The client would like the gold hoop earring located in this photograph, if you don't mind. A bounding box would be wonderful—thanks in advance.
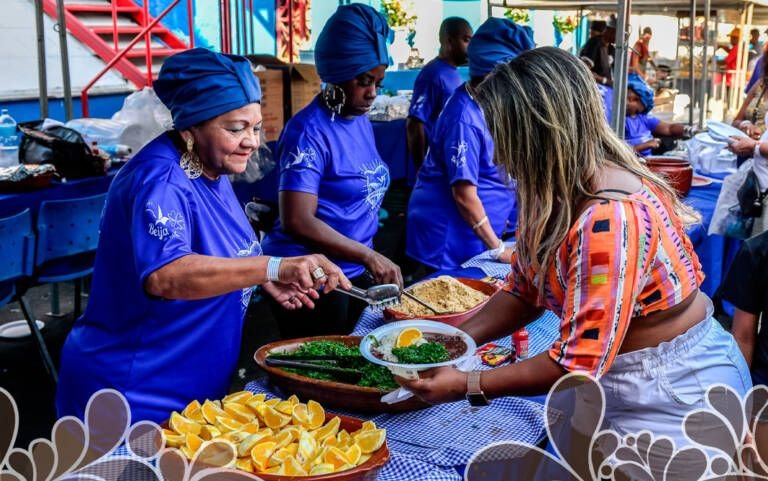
[180,136,202,179]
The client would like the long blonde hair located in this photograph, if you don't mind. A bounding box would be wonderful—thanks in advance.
[475,47,699,292]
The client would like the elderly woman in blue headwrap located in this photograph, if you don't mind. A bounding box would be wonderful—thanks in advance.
[55,48,350,423]
[625,73,695,156]
[405,18,533,273]
[261,4,401,338]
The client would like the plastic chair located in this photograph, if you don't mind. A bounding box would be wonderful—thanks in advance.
[34,192,107,318]
[0,209,58,381]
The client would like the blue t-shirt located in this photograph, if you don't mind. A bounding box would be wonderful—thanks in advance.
[408,58,463,143]
[406,84,516,270]
[56,133,260,423]
[261,97,390,278]
[625,113,661,156]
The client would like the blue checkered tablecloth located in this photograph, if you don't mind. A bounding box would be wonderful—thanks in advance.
[248,253,560,480]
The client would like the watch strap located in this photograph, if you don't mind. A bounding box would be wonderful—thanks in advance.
[467,370,483,394]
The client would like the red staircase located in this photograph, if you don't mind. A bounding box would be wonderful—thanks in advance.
[41,0,191,88]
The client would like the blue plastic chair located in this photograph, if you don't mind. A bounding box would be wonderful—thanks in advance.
[0,208,58,381]
[35,192,107,318]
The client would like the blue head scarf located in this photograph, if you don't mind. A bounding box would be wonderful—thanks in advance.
[467,18,535,77]
[153,48,261,130]
[627,73,654,113]
[314,4,391,84]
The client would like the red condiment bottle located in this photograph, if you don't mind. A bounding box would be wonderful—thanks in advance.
[513,328,529,360]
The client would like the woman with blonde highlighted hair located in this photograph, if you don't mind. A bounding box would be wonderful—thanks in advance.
[399,47,750,445]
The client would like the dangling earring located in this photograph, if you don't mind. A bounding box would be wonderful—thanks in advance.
[179,135,202,179]
[322,83,346,121]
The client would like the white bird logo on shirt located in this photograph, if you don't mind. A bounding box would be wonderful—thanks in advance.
[285,146,317,170]
[154,206,170,226]
[450,140,468,168]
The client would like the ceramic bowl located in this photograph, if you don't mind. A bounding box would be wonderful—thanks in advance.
[254,335,429,413]
[383,277,501,327]
[644,156,694,197]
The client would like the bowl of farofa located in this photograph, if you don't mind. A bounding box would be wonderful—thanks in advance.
[383,276,501,327]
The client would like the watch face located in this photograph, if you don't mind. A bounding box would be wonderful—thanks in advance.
[466,392,490,407]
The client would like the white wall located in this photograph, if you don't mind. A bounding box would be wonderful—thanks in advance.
[0,0,130,100]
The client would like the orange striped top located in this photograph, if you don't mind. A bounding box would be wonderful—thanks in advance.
[504,180,704,376]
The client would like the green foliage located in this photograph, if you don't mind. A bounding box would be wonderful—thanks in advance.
[392,342,450,364]
[381,0,417,28]
[553,15,578,34]
[504,8,530,25]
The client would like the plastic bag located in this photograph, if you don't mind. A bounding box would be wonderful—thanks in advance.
[111,87,173,152]
[65,118,130,147]
[709,160,753,236]
[687,132,737,174]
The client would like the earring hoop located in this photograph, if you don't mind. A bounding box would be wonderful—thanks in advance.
[321,84,346,121]
[180,135,202,179]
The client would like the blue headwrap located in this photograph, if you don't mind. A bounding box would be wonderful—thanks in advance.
[153,48,261,130]
[627,73,655,112]
[467,18,535,77]
[314,4,391,84]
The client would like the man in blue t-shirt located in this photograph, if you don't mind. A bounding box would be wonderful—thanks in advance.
[406,17,472,168]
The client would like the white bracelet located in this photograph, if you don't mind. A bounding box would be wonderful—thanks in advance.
[755,142,763,159]
[489,240,505,260]
[266,256,282,282]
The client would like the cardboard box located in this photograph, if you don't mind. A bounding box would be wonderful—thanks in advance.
[248,55,322,142]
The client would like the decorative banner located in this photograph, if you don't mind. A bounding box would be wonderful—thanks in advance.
[276,0,311,63]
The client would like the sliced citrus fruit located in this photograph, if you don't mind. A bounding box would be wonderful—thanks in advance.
[323,435,338,447]
[180,445,196,459]
[198,424,218,441]
[250,441,277,471]
[185,432,203,455]
[313,416,340,443]
[324,446,351,470]
[238,431,274,457]
[360,420,377,432]
[306,400,325,430]
[267,445,295,467]
[274,429,297,449]
[202,400,227,425]
[215,415,244,433]
[396,327,423,348]
[292,403,310,427]
[275,400,295,415]
[223,391,253,404]
[281,454,307,476]
[162,432,185,448]
[169,411,202,435]
[264,398,280,407]
[224,402,255,423]
[235,457,254,473]
[239,421,259,434]
[182,400,203,421]
[355,428,386,453]
[245,394,266,412]
[345,443,362,465]
[359,453,372,464]
[337,429,351,447]
[286,394,300,405]
[310,463,336,475]
[260,405,291,430]
[297,430,319,465]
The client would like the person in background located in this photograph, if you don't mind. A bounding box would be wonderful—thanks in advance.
[720,28,743,96]
[719,229,768,385]
[55,49,350,422]
[624,73,696,156]
[581,16,616,86]
[261,4,401,338]
[629,27,657,78]
[749,28,763,67]
[406,17,473,169]
[405,18,532,273]
[732,47,768,141]
[398,47,750,450]
[745,41,767,94]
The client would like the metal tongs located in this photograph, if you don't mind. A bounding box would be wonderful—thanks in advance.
[265,355,362,382]
[336,283,444,314]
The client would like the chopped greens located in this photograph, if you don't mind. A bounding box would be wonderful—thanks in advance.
[274,340,398,390]
[391,341,450,364]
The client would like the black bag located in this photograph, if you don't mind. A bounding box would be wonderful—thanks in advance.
[737,169,768,218]
[17,120,107,179]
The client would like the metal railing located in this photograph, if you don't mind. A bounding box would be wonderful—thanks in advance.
[82,0,194,116]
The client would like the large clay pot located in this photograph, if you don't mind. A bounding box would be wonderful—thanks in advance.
[644,156,694,197]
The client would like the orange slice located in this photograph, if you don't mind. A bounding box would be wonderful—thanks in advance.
[201,400,227,425]
[345,443,362,465]
[355,428,386,454]
[260,405,291,430]
[306,400,325,430]
[281,454,307,476]
[310,463,336,475]
[185,432,203,455]
[250,441,277,471]
[313,416,340,443]
[224,402,255,423]
[222,391,253,404]
[235,457,254,473]
[169,411,201,435]
[396,327,422,348]
[324,446,351,470]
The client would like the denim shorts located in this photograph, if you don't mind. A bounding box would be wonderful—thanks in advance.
[600,298,752,446]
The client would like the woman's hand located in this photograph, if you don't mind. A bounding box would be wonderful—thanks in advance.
[363,250,403,288]
[737,121,762,139]
[263,281,319,310]
[396,367,468,404]
[497,247,515,264]
[278,254,351,293]
[637,138,661,152]
[729,136,758,157]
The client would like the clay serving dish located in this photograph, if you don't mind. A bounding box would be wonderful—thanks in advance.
[254,335,429,413]
[383,277,502,327]
[644,156,693,197]
[163,411,389,481]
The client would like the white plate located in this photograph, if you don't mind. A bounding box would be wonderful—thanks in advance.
[0,320,45,339]
[360,320,477,376]
[706,121,748,143]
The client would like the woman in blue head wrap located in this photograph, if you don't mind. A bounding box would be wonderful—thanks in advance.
[405,18,533,274]
[625,73,696,156]
[56,48,350,423]
[261,4,402,337]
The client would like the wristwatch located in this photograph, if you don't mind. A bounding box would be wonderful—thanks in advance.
[466,370,490,407]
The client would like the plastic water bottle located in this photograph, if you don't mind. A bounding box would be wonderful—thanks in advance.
[0,109,19,168]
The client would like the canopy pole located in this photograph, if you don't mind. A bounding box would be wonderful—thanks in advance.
[34,0,48,118]
[699,0,710,128]
[54,0,73,119]
[689,0,696,126]
[610,0,631,137]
